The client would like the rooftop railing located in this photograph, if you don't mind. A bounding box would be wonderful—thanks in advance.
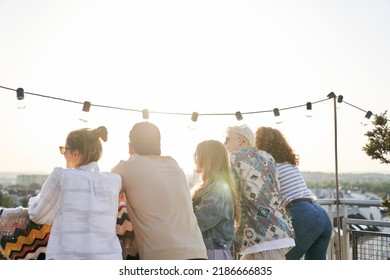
[317,199,390,260]
[1,199,389,260]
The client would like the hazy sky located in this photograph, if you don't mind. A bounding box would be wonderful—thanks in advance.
[0,0,389,175]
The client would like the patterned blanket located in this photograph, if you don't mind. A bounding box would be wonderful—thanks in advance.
[0,206,138,260]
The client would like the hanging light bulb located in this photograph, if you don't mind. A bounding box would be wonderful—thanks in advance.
[327,92,336,99]
[16,88,26,109]
[321,91,336,105]
[273,108,283,124]
[323,92,336,105]
[235,111,243,121]
[142,109,149,120]
[191,112,198,122]
[306,102,313,117]
[79,101,91,123]
[337,95,343,109]
[187,112,199,130]
[361,111,373,126]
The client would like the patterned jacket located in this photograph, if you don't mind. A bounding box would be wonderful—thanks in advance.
[229,147,295,254]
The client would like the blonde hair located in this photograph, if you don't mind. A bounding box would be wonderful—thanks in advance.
[192,140,241,225]
[66,126,108,167]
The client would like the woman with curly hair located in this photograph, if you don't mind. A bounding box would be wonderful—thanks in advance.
[255,127,332,260]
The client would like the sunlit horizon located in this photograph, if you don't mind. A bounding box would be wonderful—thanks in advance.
[1,1,389,175]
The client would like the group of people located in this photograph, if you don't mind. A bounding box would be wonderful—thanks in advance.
[28,121,332,260]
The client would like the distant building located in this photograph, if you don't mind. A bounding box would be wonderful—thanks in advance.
[16,174,48,187]
[0,173,17,188]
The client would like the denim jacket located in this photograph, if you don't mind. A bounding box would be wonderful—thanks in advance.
[192,179,234,250]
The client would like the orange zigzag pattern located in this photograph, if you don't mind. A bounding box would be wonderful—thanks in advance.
[4,224,51,257]
[0,246,9,260]
[11,235,49,260]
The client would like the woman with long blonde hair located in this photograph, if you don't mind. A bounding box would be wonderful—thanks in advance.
[192,140,240,260]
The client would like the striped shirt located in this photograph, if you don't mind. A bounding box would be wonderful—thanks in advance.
[277,163,313,207]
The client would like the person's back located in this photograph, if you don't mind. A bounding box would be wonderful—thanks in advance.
[255,126,332,260]
[28,127,122,260]
[112,122,207,260]
[229,147,295,255]
[31,165,122,259]
[191,140,240,260]
[224,125,295,260]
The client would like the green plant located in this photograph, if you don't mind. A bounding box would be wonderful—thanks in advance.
[363,111,390,164]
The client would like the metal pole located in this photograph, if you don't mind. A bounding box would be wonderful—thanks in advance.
[332,96,342,259]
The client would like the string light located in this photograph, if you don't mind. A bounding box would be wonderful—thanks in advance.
[79,101,91,122]
[273,108,283,124]
[337,95,343,109]
[191,112,198,122]
[306,102,313,118]
[82,101,91,112]
[0,85,378,125]
[361,111,373,126]
[142,109,149,120]
[16,88,26,109]
[235,111,243,121]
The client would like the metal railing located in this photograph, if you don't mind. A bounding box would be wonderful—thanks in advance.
[351,230,390,260]
[1,199,388,260]
[317,198,390,260]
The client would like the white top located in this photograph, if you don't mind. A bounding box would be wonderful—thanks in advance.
[277,162,313,207]
[28,162,122,260]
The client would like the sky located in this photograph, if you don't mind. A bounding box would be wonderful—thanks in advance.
[0,0,389,175]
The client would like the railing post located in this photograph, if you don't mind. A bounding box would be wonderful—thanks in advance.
[342,204,350,259]
[327,204,334,260]
[351,231,358,260]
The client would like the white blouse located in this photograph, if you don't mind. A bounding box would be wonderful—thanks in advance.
[28,162,122,260]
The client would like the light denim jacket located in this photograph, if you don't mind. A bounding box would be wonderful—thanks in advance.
[192,179,234,250]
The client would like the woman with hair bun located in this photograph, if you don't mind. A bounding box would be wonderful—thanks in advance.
[28,126,122,260]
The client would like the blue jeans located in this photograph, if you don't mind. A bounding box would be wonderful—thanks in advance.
[285,200,332,260]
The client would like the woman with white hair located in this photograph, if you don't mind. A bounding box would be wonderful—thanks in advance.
[224,124,295,260]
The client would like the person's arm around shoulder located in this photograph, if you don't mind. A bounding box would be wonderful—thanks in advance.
[28,167,63,225]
